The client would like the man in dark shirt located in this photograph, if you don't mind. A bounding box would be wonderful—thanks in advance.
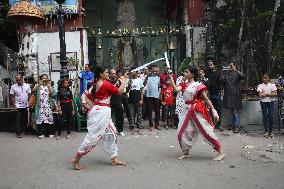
[221,63,244,133]
[205,60,224,131]
[118,69,131,124]
[109,69,125,136]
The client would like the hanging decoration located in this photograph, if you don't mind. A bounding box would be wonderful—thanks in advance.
[91,24,189,38]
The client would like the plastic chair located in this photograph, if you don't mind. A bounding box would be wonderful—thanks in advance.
[73,97,87,132]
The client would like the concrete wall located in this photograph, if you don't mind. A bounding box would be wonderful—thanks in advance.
[37,30,88,90]
[222,100,279,131]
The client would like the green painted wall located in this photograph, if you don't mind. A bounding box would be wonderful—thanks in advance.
[85,0,170,68]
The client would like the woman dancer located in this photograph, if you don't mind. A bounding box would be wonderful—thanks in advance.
[170,66,225,161]
[71,66,127,170]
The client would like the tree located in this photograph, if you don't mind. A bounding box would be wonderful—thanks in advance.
[213,0,284,87]
[0,0,19,51]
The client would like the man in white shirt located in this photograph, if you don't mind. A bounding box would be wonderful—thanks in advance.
[257,73,277,138]
[127,68,144,130]
[10,74,31,138]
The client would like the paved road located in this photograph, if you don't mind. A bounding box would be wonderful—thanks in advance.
[0,127,283,189]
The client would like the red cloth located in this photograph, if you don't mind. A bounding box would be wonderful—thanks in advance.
[186,99,214,128]
[86,80,119,102]
[160,74,177,89]
[161,86,175,106]
[182,83,214,128]
[187,0,205,26]
[179,82,188,91]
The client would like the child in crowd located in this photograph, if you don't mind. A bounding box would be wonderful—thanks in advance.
[56,79,75,139]
[160,77,175,129]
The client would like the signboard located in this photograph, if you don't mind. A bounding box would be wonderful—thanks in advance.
[9,0,78,15]
[49,52,78,71]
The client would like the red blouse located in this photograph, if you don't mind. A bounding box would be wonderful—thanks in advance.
[86,80,119,102]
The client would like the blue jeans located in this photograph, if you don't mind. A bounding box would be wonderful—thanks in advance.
[232,109,240,128]
[260,102,274,134]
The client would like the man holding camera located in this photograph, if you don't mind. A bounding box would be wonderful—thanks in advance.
[221,63,244,133]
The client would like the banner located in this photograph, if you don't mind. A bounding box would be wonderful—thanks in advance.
[9,0,78,15]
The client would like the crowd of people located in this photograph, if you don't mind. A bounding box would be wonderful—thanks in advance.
[8,60,278,168]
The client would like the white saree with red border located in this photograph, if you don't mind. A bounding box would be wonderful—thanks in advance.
[177,82,221,154]
[77,83,119,160]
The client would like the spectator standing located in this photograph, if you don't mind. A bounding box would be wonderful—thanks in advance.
[143,64,161,131]
[140,67,149,120]
[205,60,224,131]
[10,74,31,138]
[257,73,277,138]
[198,67,208,84]
[110,69,125,136]
[160,65,177,88]
[160,65,177,122]
[127,69,144,131]
[79,64,94,95]
[32,74,54,139]
[160,77,175,129]
[57,79,75,140]
[221,63,244,133]
[175,75,187,119]
[51,81,59,138]
[118,69,131,124]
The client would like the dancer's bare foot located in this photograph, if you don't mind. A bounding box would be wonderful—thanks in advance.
[111,158,127,166]
[70,159,82,170]
[178,154,191,160]
[213,153,225,161]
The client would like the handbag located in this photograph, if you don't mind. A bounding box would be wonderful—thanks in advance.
[29,94,37,108]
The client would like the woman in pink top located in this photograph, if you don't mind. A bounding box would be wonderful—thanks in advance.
[257,73,277,138]
[71,66,127,170]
